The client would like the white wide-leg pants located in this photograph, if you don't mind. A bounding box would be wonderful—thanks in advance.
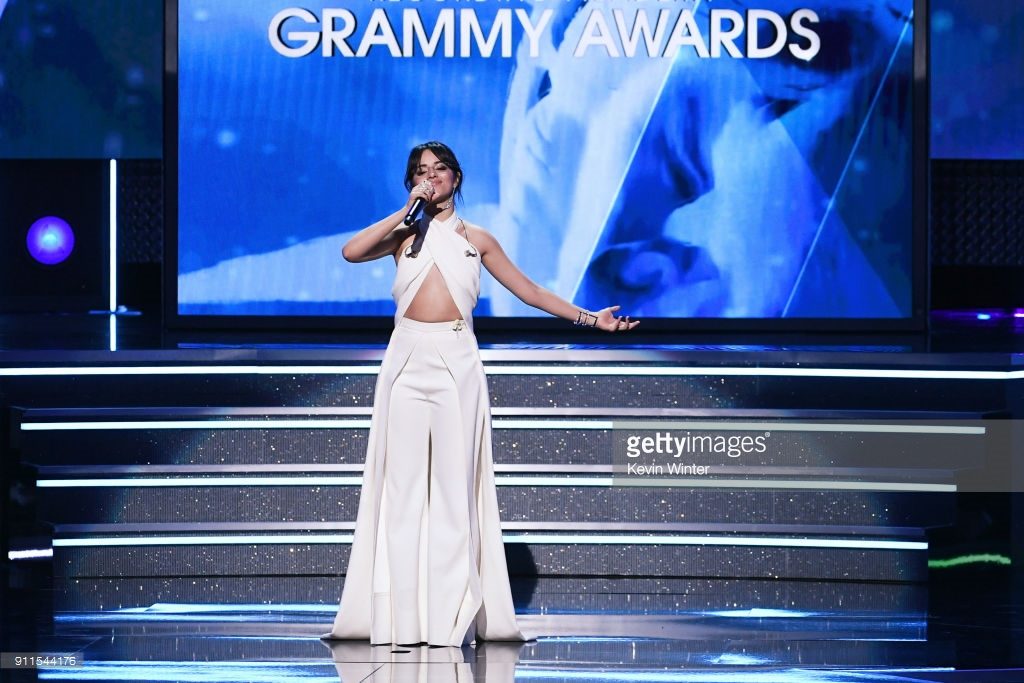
[373,318,478,645]
[328,317,524,646]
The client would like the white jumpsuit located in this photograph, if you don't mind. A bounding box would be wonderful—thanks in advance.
[325,213,525,646]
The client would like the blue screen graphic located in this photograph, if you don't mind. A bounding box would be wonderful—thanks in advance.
[177,0,916,319]
[0,0,162,159]
[929,0,1024,159]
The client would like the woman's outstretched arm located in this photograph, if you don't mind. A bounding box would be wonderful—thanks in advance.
[471,225,639,332]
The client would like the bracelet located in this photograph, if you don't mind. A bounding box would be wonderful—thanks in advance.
[573,309,598,327]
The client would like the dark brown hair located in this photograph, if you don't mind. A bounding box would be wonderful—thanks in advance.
[403,141,464,204]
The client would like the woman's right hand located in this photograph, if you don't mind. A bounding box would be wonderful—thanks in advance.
[406,179,435,209]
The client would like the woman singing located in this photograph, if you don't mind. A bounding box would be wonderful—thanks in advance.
[323,141,639,647]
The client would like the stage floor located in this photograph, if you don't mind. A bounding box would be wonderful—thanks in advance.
[2,309,1022,681]
[2,577,1023,682]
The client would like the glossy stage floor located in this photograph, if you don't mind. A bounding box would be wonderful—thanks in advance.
[1,311,1023,682]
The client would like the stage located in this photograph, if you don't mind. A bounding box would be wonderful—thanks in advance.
[2,0,1023,678]
[1,311,1022,682]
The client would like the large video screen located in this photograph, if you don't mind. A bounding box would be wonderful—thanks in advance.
[930,0,1024,159]
[172,0,922,322]
[0,0,162,159]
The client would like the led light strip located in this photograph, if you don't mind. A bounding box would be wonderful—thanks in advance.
[22,419,374,431]
[18,418,985,433]
[33,476,954,492]
[8,548,52,560]
[109,158,117,313]
[0,365,1021,379]
[513,667,953,681]
[48,534,926,550]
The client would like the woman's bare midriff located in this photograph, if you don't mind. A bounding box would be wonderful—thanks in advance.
[402,264,463,322]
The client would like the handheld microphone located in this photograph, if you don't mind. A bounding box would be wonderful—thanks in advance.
[403,198,426,227]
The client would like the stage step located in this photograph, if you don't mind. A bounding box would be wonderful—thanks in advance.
[1,361,1011,415]
[4,357,1009,614]
[52,576,926,617]
[34,479,952,526]
[16,407,987,469]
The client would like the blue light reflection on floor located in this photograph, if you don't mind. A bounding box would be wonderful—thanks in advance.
[511,668,954,682]
[54,602,336,623]
[699,652,776,666]
[41,604,947,681]
[37,663,959,683]
[55,612,327,623]
[38,661,340,682]
[116,603,336,613]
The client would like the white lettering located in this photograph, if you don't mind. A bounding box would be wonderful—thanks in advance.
[461,8,512,58]
[356,9,402,58]
[663,10,709,59]
[574,10,620,58]
[518,9,553,59]
[403,9,454,58]
[613,8,669,58]
[710,9,744,58]
[747,9,787,59]
[269,8,320,58]
[322,9,355,57]
[789,9,820,61]
[268,7,822,62]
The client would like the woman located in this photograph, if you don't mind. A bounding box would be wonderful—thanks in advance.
[323,141,639,647]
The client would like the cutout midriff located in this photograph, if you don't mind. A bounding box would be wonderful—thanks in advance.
[403,263,463,322]
[396,222,474,323]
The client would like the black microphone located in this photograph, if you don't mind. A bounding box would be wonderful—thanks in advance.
[403,198,426,227]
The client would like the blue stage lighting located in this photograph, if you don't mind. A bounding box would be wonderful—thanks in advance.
[26,215,75,265]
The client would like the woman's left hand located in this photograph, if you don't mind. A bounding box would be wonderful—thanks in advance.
[594,305,639,333]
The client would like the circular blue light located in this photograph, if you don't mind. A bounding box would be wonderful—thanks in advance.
[26,216,75,265]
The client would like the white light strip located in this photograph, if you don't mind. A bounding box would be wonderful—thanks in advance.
[607,479,955,492]
[484,366,1024,380]
[17,418,985,434]
[50,534,926,550]
[53,534,353,547]
[514,667,953,681]
[497,419,613,430]
[0,365,1020,379]
[38,476,365,487]
[109,313,117,353]
[22,419,373,431]
[109,158,117,313]
[8,548,53,560]
[35,475,953,492]
[20,418,610,431]
[504,535,929,550]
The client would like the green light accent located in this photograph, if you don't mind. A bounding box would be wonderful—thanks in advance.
[929,553,1011,569]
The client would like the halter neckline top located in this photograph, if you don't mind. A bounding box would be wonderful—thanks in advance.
[393,212,481,330]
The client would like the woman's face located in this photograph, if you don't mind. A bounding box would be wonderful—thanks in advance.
[411,149,458,205]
